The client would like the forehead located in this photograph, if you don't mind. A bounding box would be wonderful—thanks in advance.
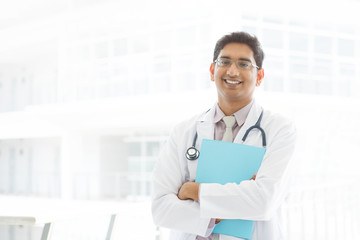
[218,42,255,61]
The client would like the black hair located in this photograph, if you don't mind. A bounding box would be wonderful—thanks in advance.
[213,32,265,68]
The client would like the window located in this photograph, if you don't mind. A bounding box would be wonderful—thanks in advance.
[338,63,355,76]
[152,74,171,92]
[153,54,172,73]
[95,41,109,58]
[264,56,284,73]
[131,35,149,53]
[128,142,141,156]
[263,29,283,49]
[176,26,197,47]
[312,59,332,76]
[242,26,257,35]
[314,36,332,54]
[264,74,284,92]
[289,32,308,52]
[113,38,128,56]
[290,56,309,74]
[153,31,172,50]
[338,38,355,57]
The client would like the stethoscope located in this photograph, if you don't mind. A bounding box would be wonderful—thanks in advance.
[185,110,266,161]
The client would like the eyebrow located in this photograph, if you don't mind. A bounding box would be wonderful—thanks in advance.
[219,56,252,62]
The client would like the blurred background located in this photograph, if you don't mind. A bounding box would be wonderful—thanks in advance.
[0,0,360,239]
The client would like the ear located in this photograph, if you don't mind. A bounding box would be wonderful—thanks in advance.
[210,63,215,82]
[256,68,264,87]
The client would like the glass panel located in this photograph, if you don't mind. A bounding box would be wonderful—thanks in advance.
[145,160,156,172]
[198,24,212,43]
[264,74,283,92]
[78,45,90,60]
[263,17,283,24]
[242,26,257,35]
[128,159,141,173]
[290,56,308,74]
[317,79,332,95]
[128,143,141,156]
[153,73,171,92]
[176,72,194,91]
[264,56,284,72]
[132,75,148,94]
[312,59,332,75]
[337,78,352,96]
[338,63,355,76]
[113,38,128,56]
[314,36,332,54]
[146,142,160,156]
[338,39,354,57]
[153,31,172,50]
[263,29,283,49]
[176,26,197,47]
[153,55,172,73]
[243,14,256,21]
[132,35,149,53]
[95,41,108,58]
[289,33,308,51]
[290,78,312,94]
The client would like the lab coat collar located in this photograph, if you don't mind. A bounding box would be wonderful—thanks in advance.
[198,103,217,123]
[196,100,263,145]
[198,100,262,124]
[195,104,217,147]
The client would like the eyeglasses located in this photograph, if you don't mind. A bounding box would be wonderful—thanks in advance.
[214,58,259,70]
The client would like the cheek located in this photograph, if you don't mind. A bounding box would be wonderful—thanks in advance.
[214,68,226,80]
[247,72,258,83]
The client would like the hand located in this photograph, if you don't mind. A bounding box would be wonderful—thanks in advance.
[177,182,200,202]
[250,172,257,180]
[215,218,223,224]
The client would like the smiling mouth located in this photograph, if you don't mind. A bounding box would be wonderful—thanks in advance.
[224,79,242,85]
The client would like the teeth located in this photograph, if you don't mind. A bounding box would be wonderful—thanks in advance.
[225,79,241,84]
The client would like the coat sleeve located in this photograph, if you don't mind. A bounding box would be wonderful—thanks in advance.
[152,125,212,237]
[199,116,297,221]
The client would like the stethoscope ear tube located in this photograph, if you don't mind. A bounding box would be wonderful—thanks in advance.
[242,125,266,147]
[241,110,266,147]
[186,109,266,161]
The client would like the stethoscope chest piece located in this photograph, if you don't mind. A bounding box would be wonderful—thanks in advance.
[186,147,199,161]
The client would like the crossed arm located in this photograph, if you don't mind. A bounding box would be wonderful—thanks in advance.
[177,182,200,202]
[153,118,296,235]
[177,173,257,224]
[177,173,257,202]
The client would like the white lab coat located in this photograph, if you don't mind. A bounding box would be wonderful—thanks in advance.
[152,101,296,240]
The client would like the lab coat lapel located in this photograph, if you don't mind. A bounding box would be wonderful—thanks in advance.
[187,105,216,181]
[234,101,263,144]
[196,105,216,148]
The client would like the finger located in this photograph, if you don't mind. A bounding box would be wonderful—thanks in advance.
[250,172,257,180]
[215,218,224,224]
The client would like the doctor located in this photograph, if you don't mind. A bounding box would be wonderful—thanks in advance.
[152,32,296,240]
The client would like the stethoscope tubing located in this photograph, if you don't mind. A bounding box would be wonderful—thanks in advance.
[186,110,266,161]
[241,110,266,147]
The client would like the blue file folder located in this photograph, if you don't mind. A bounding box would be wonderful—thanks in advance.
[195,139,266,239]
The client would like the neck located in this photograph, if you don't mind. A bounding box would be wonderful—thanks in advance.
[218,98,252,116]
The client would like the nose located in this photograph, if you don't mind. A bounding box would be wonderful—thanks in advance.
[226,61,240,76]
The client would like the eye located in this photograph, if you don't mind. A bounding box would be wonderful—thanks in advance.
[238,61,251,67]
[219,59,231,65]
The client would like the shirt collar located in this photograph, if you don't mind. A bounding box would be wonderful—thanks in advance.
[214,99,254,126]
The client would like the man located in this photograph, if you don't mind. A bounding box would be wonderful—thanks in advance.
[152,32,296,240]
